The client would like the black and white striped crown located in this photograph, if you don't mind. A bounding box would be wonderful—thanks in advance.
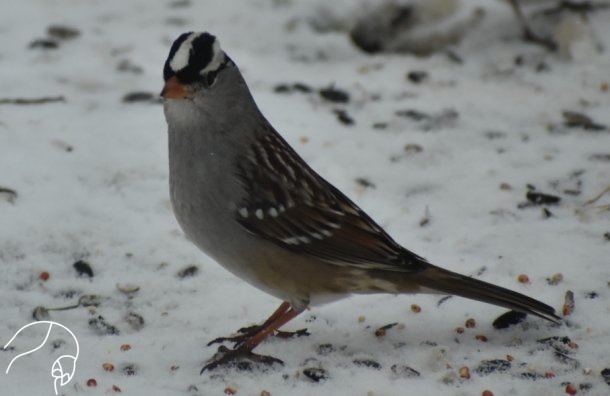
[163,32,229,83]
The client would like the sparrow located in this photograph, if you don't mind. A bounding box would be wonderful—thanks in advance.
[161,31,559,372]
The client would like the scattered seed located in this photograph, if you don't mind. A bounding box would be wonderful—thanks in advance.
[455,327,464,334]
[390,364,420,378]
[545,371,556,378]
[475,359,511,375]
[303,367,328,382]
[29,38,59,49]
[506,355,514,362]
[419,206,430,227]
[86,379,97,387]
[121,364,137,376]
[89,315,120,335]
[103,362,115,371]
[224,386,237,395]
[525,191,561,206]
[517,274,530,284]
[124,312,145,331]
[355,177,375,189]
[375,322,398,337]
[465,318,476,328]
[563,110,607,131]
[459,366,470,379]
[316,343,335,356]
[47,25,80,40]
[547,273,563,285]
[319,85,350,103]
[0,186,18,203]
[122,91,160,104]
[585,291,598,299]
[499,183,512,191]
[565,383,577,395]
[410,304,421,313]
[333,109,355,126]
[39,271,50,281]
[563,290,575,316]
[601,82,609,92]
[601,368,610,385]
[273,82,312,94]
[475,334,488,342]
[32,306,50,320]
[358,315,366,323]
[73,260,94,278]
[177,265,199,278]
[116,59,143,74]
[407,70,429,84]
[260,391,271,396]
[482,391,494,396]
[542,207,553,218]
[404,143,423,153]
[116,283,140,294]
[493,310,527,329]
[353,359,381,369]
[112,385,122,392]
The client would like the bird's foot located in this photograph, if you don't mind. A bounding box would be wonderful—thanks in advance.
[207,325,309,348]
[200,345,284,373]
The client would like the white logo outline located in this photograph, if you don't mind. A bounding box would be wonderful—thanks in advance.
[4,321,79,395]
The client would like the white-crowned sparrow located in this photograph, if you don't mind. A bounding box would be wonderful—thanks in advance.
[161,31,559,372]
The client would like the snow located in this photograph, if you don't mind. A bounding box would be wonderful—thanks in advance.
[1,0,609,395]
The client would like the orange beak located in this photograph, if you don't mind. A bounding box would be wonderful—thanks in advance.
[161,76,189,99]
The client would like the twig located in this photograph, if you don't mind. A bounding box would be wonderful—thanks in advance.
[584,185,610,205]
[0,96,66,105]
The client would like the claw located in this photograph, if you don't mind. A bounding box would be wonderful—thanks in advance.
[200,345,284,373]
[207,327,310,347]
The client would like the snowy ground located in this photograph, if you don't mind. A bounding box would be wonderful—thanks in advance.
[1,0,609,395]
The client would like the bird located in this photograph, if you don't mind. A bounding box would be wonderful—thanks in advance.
[161,31,560,372]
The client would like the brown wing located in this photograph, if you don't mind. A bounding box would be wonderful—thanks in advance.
[234,126,426,272]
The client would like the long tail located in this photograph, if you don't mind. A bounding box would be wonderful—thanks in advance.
[412,264,560,323]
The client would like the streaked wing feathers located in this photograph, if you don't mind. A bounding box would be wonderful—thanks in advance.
[235,126,425,272]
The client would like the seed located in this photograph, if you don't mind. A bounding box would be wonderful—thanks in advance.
[39,271,50,281]
[86,378,97,387]
[475,334,488,342]
[517,274,530,283]
[565,383,577,395]
[455,327,464,334]
[410,304,421,313]
[459,366,470,379]
[120,344,131,352]
[465,318,476,328]
[482,391,494,396]
[102,362,114,371]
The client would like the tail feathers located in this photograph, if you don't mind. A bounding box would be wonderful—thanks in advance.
[413,264,560,324]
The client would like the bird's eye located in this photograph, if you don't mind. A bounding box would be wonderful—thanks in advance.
[202,70,218,88]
